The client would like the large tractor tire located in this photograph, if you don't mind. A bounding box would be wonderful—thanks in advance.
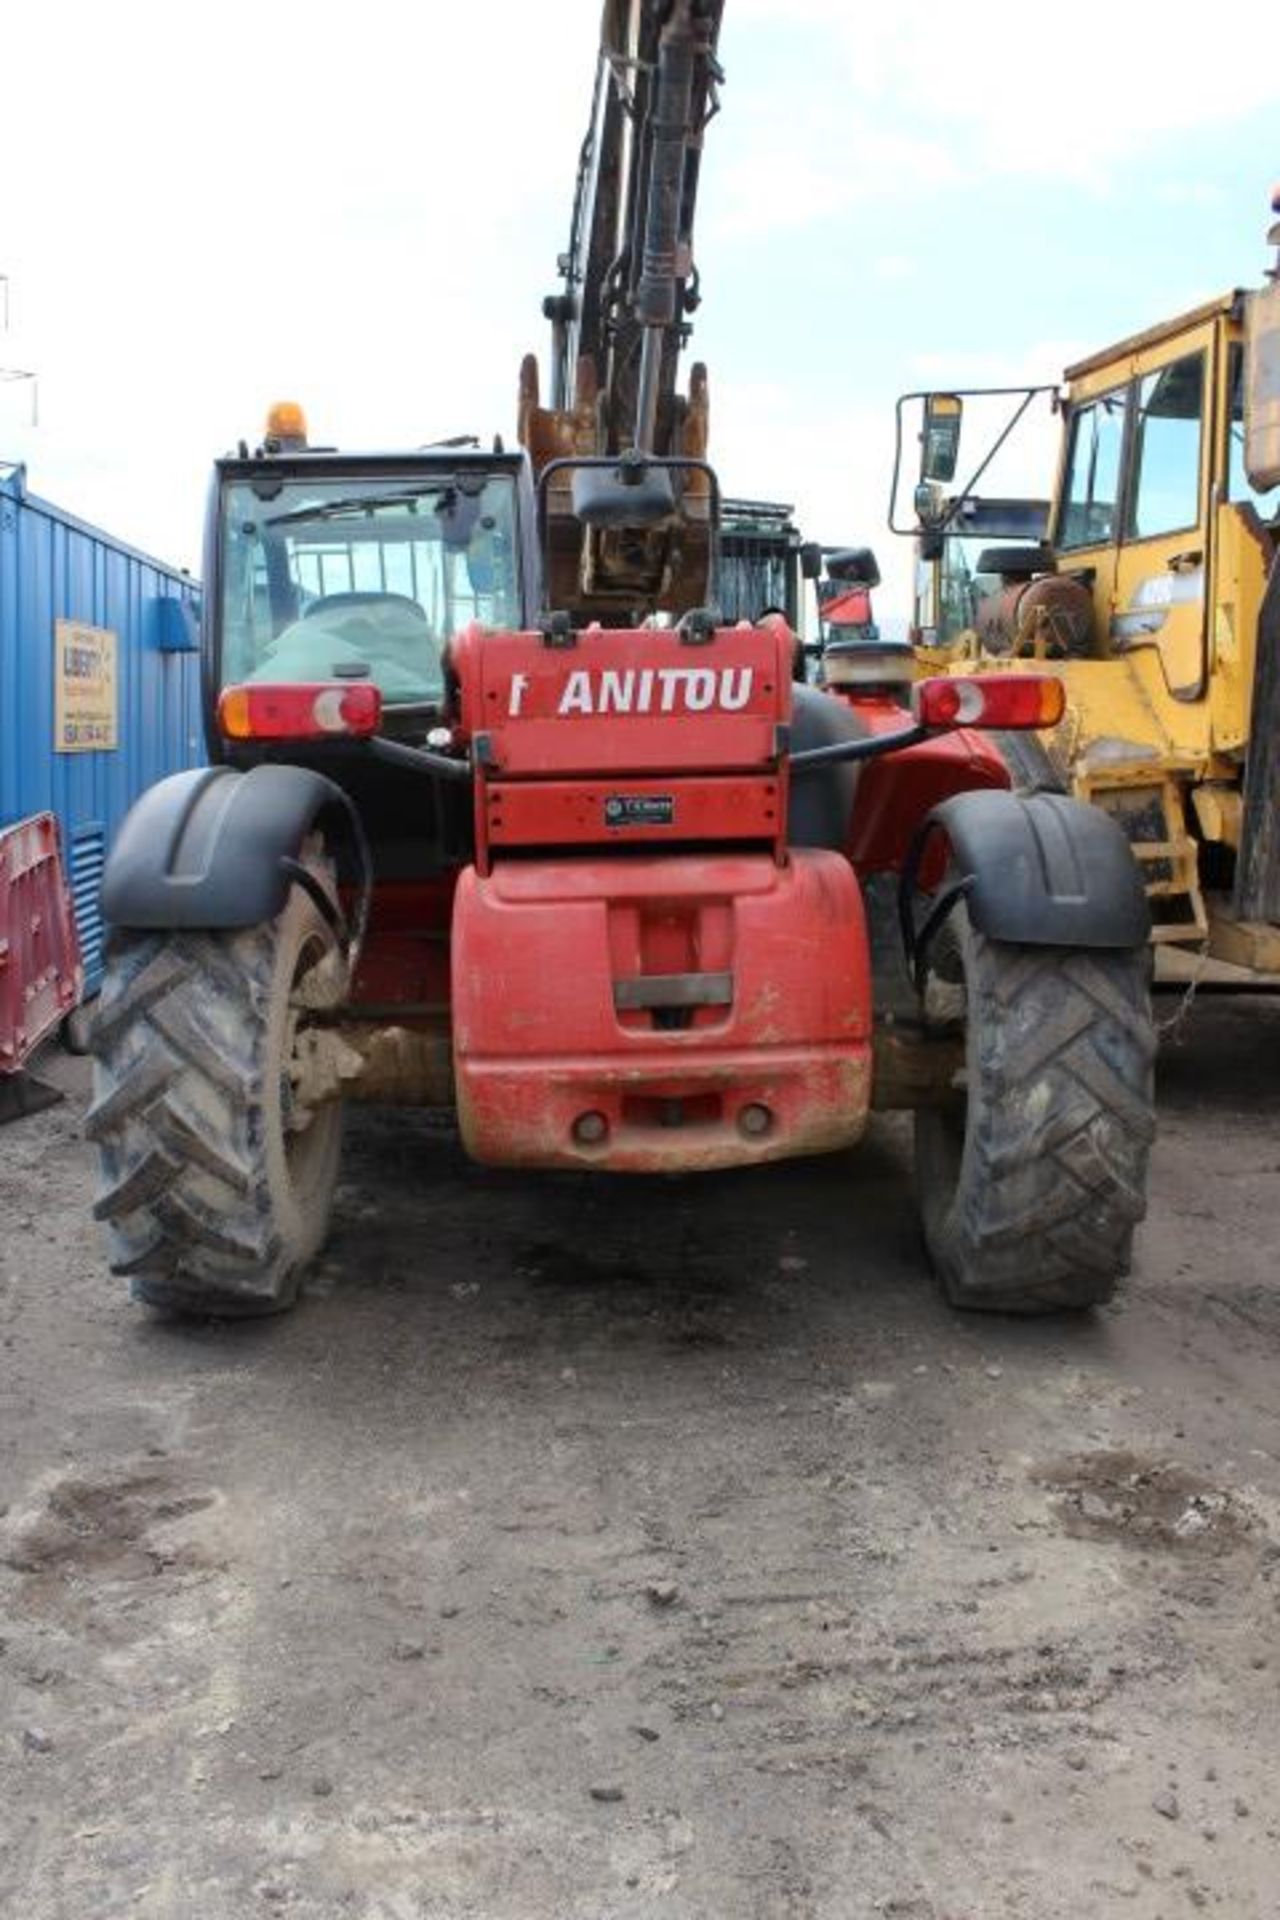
[914,904,1155,1313]
[87,848,346,1317]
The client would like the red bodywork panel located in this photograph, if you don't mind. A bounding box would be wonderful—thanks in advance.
[452,850,871,1171]
[484,775,782,850]
[351,632,1014,1171]
[449,620,793,869]
[348,876,456,1012]
[835,692,1011,879]
[0,813,83,1075]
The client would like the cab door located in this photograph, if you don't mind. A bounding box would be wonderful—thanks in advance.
[1111,322,1216,699]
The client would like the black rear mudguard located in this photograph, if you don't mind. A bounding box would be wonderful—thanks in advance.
[102,765,368,931]
[902,788,1150,967]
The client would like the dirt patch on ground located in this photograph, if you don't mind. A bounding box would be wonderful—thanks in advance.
[1,1465,215,1579]
[1037,1450,1261,1552]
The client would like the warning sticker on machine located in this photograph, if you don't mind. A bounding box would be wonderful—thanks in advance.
[55,621,118,753]
[604,795,674,828]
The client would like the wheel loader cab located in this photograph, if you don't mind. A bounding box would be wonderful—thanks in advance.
[898,242,1280,964]
[902,300,1279,696]
[1055,307,1221,699]
[1050,300,1280,699]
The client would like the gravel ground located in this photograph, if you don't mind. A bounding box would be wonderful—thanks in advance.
[2,994,1279,1919]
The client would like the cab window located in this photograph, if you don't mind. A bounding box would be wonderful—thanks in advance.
[1124,351,1204,542]
[218,472,521,706]
[914,556,937,639]
[1059,388,1127,549]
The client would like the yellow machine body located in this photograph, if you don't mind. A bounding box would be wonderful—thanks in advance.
[913,289,1280,976]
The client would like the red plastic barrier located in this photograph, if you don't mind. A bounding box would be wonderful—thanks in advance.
[0,813,84,1075]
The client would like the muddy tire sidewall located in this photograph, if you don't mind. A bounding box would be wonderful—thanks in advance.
[258,885,344,1276]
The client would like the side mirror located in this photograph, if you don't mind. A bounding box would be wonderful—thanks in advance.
[799,541,823,581]
[920,393,963,484]
[825,547,881,588]
[438,487,483,551]
[913,479,946,529]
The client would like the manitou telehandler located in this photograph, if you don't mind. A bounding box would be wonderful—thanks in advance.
[88,0,1154,1319]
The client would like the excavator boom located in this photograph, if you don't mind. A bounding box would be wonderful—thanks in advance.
[519,0,725,621]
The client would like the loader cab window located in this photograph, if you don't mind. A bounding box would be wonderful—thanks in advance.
[1124,351,1204,542]
[914,540,1003,646]
[937,537,1007,644]
[914,555,937,640]
[218,471,521,706]
[1059,387,1127,550]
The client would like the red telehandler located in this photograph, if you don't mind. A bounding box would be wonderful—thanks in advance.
[88,0,1154,1317]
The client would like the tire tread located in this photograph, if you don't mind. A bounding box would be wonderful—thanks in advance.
[919,931,1155,1314]
[89,891,340,1318]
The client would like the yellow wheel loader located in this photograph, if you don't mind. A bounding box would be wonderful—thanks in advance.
[893,190,1280,980]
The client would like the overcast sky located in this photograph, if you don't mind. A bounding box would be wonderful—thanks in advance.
[2,0,1277,624]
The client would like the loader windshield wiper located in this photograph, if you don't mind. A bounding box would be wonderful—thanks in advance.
[266,485,454,528]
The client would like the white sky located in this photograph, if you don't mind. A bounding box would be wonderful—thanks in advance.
[2,0,1278,624]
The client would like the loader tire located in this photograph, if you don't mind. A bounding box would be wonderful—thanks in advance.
[914,905,1155,1313]
[87,850,345,1317]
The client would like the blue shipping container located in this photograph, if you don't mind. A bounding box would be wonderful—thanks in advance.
[0,464,203,992]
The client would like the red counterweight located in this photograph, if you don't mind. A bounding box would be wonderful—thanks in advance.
[446,620,873,1171]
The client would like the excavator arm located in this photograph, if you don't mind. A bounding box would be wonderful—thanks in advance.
[519,0,725,621]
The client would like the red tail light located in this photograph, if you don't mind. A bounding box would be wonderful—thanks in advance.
[912,673,1065,731]
[217,681,383,741]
